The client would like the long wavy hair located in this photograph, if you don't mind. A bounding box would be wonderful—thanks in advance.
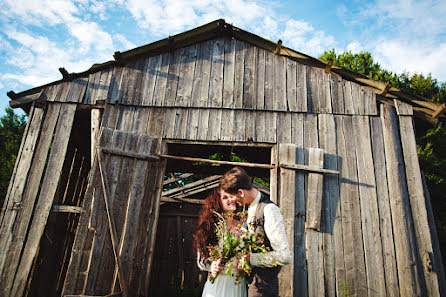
[193,188,223,258]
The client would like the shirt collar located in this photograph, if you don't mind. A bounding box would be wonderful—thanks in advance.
[247,190,262,210]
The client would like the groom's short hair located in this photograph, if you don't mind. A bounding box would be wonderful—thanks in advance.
[219,167,252,194]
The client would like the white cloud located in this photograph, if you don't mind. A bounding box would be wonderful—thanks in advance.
[341,0,446,80]
[374,40,446,80]
[114,34,136,51]
[346,41,362,53]
[281,19,335,56]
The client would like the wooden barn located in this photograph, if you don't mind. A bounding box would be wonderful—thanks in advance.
[1,19,445,297]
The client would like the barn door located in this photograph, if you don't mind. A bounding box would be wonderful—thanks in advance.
[275,144,338,297]
[62,127,166,297]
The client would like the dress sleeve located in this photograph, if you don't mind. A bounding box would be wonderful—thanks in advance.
[250,204,291,267]
[197,251,211,272]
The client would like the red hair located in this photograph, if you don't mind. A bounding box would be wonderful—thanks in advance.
[193,188,223,258]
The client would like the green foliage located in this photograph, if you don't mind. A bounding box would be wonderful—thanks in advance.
[0,108,27,207]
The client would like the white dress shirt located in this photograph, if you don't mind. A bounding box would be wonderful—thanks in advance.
[247,191,291,267]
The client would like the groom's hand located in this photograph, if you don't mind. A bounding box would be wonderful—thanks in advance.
[237,254,250,271]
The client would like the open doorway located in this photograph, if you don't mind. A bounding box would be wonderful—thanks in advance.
[148,142,272,296]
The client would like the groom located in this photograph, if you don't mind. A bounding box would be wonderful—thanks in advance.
[219,167,291,297]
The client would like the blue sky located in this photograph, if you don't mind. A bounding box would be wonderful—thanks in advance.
[1,0,446,116]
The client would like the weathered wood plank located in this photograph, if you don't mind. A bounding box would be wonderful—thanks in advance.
[380,103,422,297]
[277,144,299,297]
[264,51,274,111]
[256,47,266,110]
[243,43,257,109]
[394,99,413,115]
[153,53,171,106]
[254,111,266,143]
[176,45,197,107]
[67,77,89,103]
[108,66,124,104]
[277,112,292,144]
[274,55,287,111]
[10,103,76,297]
[147,107,166,139]
[57,81,71,102]
[207,109,222,141]
[245,110,255,142]
[0,103,35,227]
[233,40,246,109]
[84,72,100,104]
[364,86,378,115]
[343,81,355,115]
[141,55,161,106]
[296,63,308,112]
[307,67,318,113]
[96,68,113,104]
[0,107,44,286]
[399,115,442,297]
[220,109,235,141]
[319,71,332,113]
[222,38,236,109]
[192,41,212,108]
[234,109,245,142]
[370,115,400,297]
[286,59,298,112]
[353,115,386,297]
[264,111,276,143]
[422,172,446,296]
[330,73,344,114]
[209,39,224,108]
[163,108,177,139]
[186,108,200,140]
[335,115,367,296]
[117,61,135,105]
[173,108,189,139]
[164,50,181,107]
[127,59,145,105]
[303,114,324,297]
[306,148,324,231]
[306,148,325,297]
[317,114,340,297]
[351,81,364,115]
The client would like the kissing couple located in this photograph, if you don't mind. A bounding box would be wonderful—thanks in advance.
[194,167,291,297]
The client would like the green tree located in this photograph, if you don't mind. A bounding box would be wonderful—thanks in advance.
[0,108,27,207]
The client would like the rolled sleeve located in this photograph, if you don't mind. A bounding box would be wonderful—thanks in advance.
[250,204,291,267]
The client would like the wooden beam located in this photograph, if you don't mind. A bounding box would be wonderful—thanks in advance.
[51,205,83,214]
[101,148,159,160]
[280,163,339,175]
[380,81,392,96]
[432,103,446,118]
[162,173,194,186]
[158,154,275,169]
[324,60,333,74]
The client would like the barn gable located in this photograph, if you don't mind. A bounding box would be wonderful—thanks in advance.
[1,19,445,297]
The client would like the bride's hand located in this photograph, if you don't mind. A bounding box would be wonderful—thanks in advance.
[210,259,222,277]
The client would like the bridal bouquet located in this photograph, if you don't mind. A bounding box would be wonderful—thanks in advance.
[207,211,270,284]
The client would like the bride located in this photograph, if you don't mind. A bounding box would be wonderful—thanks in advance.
[193,188,247,297]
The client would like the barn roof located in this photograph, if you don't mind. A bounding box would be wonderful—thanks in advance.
[7,19,444,124]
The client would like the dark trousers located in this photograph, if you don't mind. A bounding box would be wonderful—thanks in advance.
[248,275,279,297]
